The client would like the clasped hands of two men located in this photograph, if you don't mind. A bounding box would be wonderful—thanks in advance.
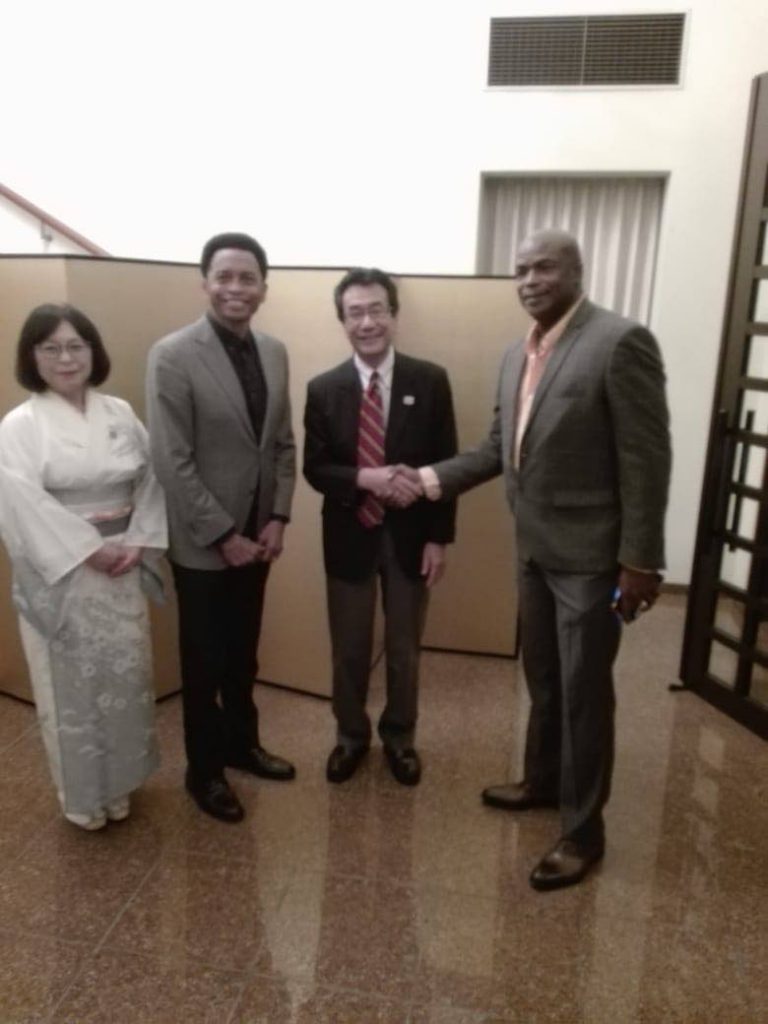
[357,463,424,509]
[357,463,661,618]
[357,464,445,587]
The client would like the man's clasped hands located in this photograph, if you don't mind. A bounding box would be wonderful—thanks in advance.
[357,465,424,508]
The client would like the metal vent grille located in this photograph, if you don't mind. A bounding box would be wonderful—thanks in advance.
[488,14,685,87]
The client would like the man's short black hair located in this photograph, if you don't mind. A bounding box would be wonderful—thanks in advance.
[333,268,399,321]
[200,232,268,279]
[16,303,111,392]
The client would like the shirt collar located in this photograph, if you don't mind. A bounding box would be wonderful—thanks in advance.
[207,312,254,347]
[353,345,395,388]
[525,295,585,356]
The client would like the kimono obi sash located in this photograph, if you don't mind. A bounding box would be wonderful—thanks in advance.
[46,482,134,535]
[15,479,164,637]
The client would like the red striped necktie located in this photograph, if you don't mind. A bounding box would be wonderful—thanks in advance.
[357,370,386,528]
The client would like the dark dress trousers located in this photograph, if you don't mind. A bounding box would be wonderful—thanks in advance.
[434,300,672,846]
[304,352,458,750]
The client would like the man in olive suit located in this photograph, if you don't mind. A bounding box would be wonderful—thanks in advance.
[419,230,671,890]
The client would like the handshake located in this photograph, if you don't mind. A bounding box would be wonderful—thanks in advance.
[358,464,425,509]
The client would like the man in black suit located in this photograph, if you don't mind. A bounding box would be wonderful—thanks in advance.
[303,268,457,786]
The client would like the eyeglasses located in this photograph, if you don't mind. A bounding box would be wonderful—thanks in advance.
[344,304,392,325]
[35,342,90,360]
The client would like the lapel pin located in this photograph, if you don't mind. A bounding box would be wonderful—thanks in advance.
[403,395,415,405]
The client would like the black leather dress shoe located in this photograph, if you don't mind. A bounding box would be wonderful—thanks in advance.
[481,781,558,811]
[185,774,245,824]
[384,747,422,786]
[529,839,605,891]
[326,745,369,783]
[226,746,296,781]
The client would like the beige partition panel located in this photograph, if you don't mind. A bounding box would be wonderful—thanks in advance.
[0,257,524,703]
[396,277,522,652]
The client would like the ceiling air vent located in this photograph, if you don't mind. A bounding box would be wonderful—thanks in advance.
[488,14,685,87]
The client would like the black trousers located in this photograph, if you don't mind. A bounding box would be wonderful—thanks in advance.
[171,561,270,783]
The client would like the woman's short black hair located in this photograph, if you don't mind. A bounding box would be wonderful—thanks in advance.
[15,303,111,392]
[333,267,400,321]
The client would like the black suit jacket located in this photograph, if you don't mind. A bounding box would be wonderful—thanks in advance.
[304,352,458,581]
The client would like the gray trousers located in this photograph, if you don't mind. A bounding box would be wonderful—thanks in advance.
[518,559,620,847]
[326,529,428,752]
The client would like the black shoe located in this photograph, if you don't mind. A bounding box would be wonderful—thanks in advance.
[529,839,605,892]
[326,745,369,783]
[185,773,244,823]
[481,781,558,811]
[384,746,422,786]
[226,746,296,781]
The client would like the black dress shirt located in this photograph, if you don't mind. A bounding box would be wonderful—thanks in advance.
[208,314,267,445]
[207,315,288,541]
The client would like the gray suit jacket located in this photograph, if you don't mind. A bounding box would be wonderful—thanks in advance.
[146,316,296,570]
[434,300,671,573]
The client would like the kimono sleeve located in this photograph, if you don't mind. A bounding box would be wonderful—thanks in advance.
[0,407,103,585]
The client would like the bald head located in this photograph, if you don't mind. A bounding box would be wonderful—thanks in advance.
[514,230,584,329]
[520,229,582,268]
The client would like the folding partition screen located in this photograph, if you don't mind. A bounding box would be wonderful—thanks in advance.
[0,256,525,701]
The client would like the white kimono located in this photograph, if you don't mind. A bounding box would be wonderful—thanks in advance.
[0,390,167,817]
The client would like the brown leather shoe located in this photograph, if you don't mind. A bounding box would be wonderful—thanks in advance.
[227,746,296,781]
[481,781,558,811]
[326,745,369,783]
[384,747,422,786]
[529,839,605,891]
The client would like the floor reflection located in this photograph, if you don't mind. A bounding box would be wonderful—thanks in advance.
[0,594,766,1022]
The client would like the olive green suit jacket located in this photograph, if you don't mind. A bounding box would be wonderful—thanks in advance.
[434,300,671,573]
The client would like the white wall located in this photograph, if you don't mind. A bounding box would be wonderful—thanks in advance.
[0,195,90,255]
[2,0,768,581]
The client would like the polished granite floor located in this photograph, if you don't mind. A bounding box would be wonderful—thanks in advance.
[0,594,766,1023]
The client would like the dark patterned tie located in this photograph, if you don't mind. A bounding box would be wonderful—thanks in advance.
[357,371,386,528]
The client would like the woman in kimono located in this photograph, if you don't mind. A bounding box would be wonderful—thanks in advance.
[0,303,167,830]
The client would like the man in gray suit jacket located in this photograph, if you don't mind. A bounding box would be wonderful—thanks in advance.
[146,233,296,824]
[419,229,671,890]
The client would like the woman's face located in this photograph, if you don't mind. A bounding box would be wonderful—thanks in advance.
[34,319,93,403]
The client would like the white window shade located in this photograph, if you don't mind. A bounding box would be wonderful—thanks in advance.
[478,175,665,323]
